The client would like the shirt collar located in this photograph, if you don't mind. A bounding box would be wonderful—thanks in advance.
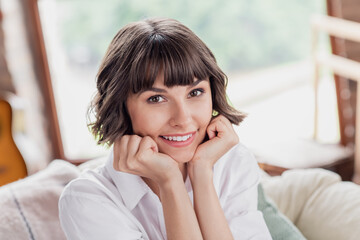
[105,149,194,210]
[105,150,150,211]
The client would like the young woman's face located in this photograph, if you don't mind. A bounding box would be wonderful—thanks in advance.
[126,74,213,163]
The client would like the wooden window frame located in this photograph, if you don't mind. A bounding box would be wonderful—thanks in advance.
[20,0,65,160]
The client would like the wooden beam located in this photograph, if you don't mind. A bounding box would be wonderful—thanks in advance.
[20,0,64,160]
[316,54,360,82]
[354,89,360,183]
[312,15,360,42]
[326,0,350,147]
[312,14,360,183]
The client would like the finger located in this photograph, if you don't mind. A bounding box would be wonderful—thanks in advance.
[207,118,227,139]
[207,116,221,139]
[206,121,217,140]
[120,135,131,159]
[138,136,158,155]
[125,135,143,172]
[113,135,130,171]
[214,115,232,128]
[127,135,142,157]
[213,116,239,145]
[113,139,121,161]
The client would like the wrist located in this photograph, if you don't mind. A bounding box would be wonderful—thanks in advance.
[154,159,182,183]
[188,161,213,184]
[157,170,184,191]
[157,173,187,202]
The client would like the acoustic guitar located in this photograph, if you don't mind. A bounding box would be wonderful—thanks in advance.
[0,98,27,186]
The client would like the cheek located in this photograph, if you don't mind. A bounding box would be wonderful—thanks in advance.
[193,97,213,131]
[129,108,168,136]
[200,108,212,126]
[203,96,214,123]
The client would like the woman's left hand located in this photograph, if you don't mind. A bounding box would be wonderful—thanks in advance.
[188,115,239,180]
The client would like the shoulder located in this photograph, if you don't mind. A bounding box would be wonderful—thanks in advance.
[58,166,145,239]
[60,165,116,201]
[59,166,124,218]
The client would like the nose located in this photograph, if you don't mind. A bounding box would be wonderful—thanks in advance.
[169,100,192,127]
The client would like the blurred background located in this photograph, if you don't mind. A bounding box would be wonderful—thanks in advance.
[1,0,359,182]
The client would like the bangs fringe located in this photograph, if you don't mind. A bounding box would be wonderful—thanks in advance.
[129,33,211,93]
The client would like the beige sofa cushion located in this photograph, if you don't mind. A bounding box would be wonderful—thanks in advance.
[0,160,79,240]
[2,156,359,240]
[261,168,360,240]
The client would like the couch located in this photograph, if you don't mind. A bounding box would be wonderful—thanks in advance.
[1,157,360,240]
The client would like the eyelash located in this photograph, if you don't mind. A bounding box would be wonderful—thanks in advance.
[147,95,165,103]
[146,88,205,103]
[188,88,205,97]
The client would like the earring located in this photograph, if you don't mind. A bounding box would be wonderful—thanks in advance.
[212,110,219,117]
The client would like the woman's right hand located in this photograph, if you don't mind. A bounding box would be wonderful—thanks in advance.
[113,135,180,185]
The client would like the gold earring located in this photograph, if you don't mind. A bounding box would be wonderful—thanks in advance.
[212,110,219,117]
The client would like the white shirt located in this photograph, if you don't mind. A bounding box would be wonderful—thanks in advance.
[59,143,271,239]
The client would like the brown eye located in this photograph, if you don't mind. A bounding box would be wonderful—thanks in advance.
[147,95,164,103]
[188,89,204,98]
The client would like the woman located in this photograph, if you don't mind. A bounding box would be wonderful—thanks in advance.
[59,18,271,240]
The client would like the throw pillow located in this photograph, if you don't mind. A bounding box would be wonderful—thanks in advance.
[258,183,306,240]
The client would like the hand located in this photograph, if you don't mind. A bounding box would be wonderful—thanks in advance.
[188,115,239,179]
[113,135,180,185]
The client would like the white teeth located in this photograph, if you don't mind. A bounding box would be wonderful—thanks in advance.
[162,134,192,142]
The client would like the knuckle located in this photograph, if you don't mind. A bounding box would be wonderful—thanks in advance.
[137,151,145,161]
[114,160,126,172]
[136,150,149,165]
[135,135,143,140]
[220,116,230,124]
[125,160,136,171]
[120,135,129,141]
[118,162,126,172]
[142,136,152,143]
[131,134,142,142]
[216,114,225,120]
[141,136,155,148]
[119,135,129,145]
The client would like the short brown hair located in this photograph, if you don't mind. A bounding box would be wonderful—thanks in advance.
[88,18,245,145]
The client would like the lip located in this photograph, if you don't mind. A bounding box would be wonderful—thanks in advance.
[160,131,196,147]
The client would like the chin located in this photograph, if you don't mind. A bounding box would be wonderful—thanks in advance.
[168,151,195,163]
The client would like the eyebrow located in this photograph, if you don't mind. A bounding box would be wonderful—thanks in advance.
[138,79,205,95]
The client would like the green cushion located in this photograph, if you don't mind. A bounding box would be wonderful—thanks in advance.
[258,183,306,240]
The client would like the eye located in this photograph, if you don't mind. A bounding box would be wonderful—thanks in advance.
[147,95,165,103]
[188,88,204,98]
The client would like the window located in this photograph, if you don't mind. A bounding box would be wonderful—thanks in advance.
[37,0,333,159]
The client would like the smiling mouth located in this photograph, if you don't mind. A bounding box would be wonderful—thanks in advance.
[160,133,193,142]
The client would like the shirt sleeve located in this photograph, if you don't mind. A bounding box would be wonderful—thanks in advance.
[219,144,272,239]
[59,180,146,240]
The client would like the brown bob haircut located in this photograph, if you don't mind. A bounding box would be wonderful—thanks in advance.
[88,18,246,145]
